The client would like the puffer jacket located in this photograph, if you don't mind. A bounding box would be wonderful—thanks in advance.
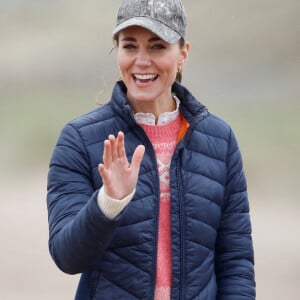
[47,81,255,299]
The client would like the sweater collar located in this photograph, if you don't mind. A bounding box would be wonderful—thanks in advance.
[134,95,180,126]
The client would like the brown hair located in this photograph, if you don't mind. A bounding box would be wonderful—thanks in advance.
[175,38,185,83]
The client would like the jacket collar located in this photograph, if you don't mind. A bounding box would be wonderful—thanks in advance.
[110,80,208,125]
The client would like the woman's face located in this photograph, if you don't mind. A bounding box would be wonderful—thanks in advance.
[116,26,189,114]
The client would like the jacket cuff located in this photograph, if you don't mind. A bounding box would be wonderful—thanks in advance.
[97,186,135,219]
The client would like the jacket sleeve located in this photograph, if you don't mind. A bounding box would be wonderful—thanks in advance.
[215,128,256,299]
[47,123,122,275]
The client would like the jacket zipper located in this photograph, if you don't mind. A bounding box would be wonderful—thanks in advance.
[133,110,209,299]
[174,112,208,299]
[152,160,160,300]
[134,126,160,300]
[176,154,185,300]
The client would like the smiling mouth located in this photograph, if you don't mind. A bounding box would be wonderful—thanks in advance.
[133,74,159,84]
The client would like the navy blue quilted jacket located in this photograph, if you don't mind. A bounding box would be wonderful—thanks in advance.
[47,81,255,299]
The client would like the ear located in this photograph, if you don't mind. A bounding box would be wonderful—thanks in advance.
[179,41,190,64]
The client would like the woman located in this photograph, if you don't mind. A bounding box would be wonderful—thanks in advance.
[47,0,256,299]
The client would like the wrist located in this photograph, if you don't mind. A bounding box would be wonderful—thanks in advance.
[97,186,135,219]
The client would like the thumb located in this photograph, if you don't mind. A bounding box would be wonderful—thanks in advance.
[130,145,145,172]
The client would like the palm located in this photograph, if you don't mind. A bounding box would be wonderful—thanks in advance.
[98,132,145,200]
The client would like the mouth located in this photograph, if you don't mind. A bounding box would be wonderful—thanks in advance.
[133,74,159,85]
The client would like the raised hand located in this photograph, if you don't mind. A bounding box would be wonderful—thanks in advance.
[98,131,145,200]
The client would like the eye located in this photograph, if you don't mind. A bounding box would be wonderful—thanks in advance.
[123,44,137,49]
[152,44,166,50]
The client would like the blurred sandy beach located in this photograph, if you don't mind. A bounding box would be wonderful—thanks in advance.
[1,1,299,299]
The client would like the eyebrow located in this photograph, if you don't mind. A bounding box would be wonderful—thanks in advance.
[120,36,163,43]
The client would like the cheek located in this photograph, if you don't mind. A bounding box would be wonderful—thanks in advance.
[117,53,129,76]
[158,60,178,80]
[157,53,180,77]
[117,57,124,75]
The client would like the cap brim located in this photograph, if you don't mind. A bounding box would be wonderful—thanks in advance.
[112,17,181,44]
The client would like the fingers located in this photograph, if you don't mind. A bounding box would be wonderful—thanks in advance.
[116,132,127,161]
[98,163,106,181]
[101,131,144,172]
[102,132,126,165]
[108,134,117,161]
[102,139,112,169]
[130,145,145,172]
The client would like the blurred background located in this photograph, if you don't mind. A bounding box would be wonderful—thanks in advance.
[0,0,299,299]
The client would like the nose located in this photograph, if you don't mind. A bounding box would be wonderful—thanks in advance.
[135,49,151,67]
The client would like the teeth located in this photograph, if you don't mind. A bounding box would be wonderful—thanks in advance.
[134,74,157,80]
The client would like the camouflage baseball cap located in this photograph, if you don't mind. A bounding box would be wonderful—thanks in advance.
[113,0,187,44]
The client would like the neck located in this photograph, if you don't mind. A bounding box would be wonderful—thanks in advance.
[130,96,176,123]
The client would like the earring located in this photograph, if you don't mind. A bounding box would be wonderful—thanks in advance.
[177,62,183,73]
[176,63,183,83]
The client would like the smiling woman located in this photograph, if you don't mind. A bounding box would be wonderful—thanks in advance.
[116,26,189,117]
[46,1,256,299]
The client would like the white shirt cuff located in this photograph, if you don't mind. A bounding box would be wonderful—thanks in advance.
[97,186,135,219]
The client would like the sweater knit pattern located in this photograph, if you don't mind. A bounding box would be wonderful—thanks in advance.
[138,114,181,300]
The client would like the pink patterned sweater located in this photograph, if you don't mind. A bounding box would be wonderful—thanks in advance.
[139,113,181,300]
